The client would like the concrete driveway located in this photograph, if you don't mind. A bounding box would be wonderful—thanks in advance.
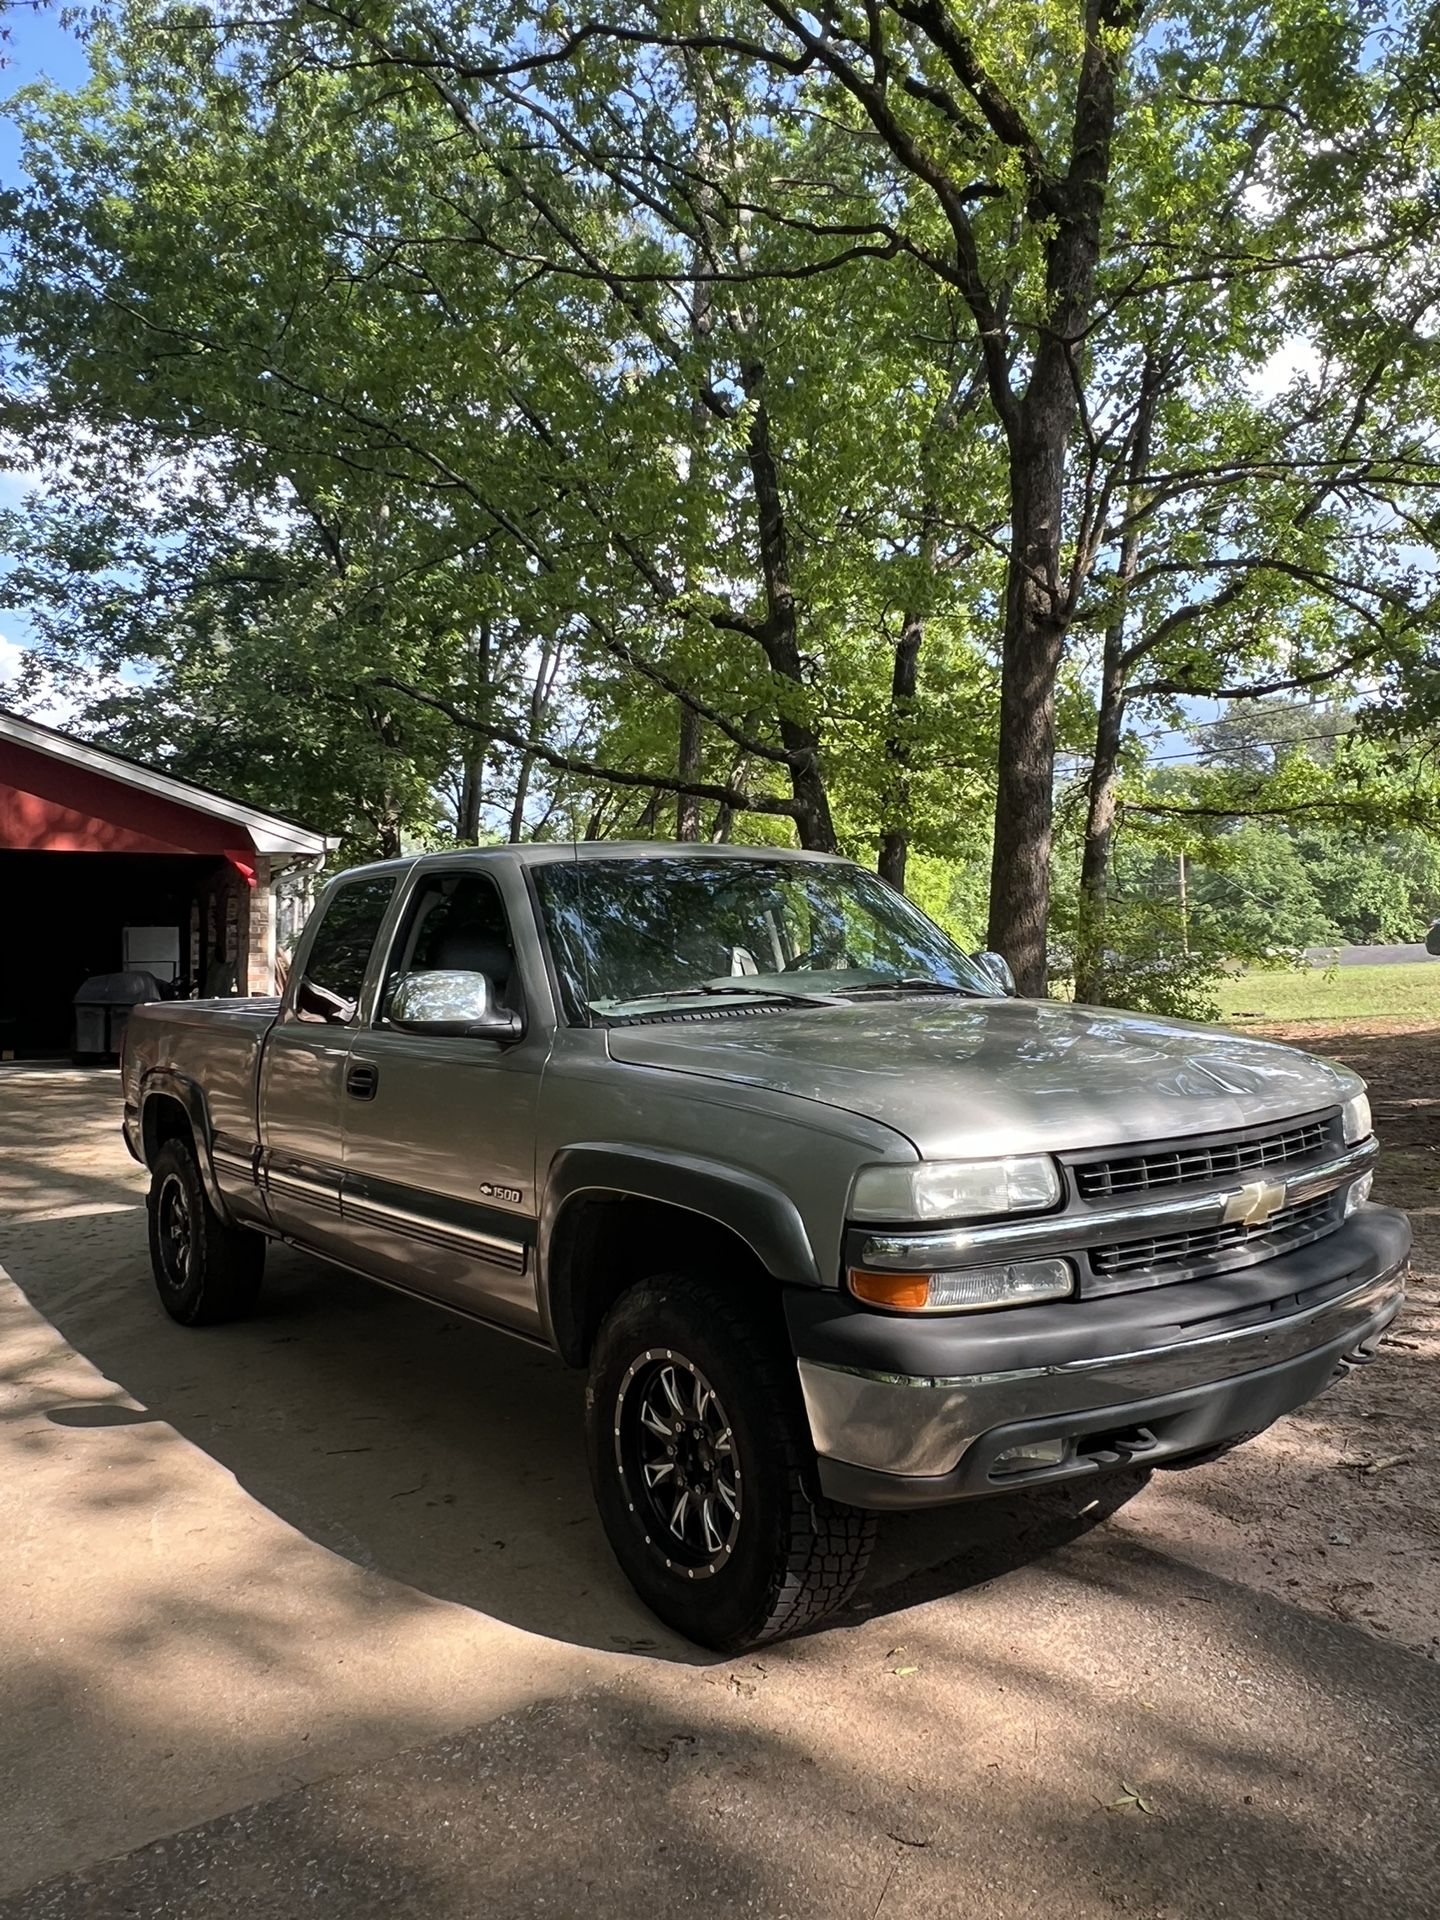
[1,1067,1437,1917]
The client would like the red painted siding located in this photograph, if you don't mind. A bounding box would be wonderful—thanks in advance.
[0,739,258,856]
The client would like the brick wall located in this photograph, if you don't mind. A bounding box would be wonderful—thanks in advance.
[239,854,276,995]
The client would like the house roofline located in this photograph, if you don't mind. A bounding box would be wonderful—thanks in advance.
[0,707,333,858]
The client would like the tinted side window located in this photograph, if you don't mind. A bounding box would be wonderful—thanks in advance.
[297,878,397,1022]
[380,872,518,1021]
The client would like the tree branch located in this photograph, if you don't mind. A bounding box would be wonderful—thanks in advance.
[370,676,803,818]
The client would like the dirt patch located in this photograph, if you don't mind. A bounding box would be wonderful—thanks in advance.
[1247,1018,1440,1153]
[1118,1021,1440,1661]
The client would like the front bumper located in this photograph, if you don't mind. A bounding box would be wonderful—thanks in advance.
[788,1206,1409,1510]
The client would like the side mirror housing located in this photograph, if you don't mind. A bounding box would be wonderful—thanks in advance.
[973,950,1017,996]
[389,969,524,1041]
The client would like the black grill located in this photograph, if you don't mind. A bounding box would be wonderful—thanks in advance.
[1075,1118,1331,1202]
[1090,1192,1336,1282]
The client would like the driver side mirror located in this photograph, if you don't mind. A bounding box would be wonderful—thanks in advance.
[389,969,524,1041]
[973,950,1017,996]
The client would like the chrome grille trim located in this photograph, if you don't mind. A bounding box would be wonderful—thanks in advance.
[1088,1192,1337,1292]
[1074,1116,1333,1202]
[856,1137,1377,1274]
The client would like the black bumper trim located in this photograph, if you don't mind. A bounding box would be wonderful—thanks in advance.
[813,1276,1403,1511]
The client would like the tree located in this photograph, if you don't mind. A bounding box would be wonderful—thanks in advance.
[2,4,1004,865]
[6,0,1440,981]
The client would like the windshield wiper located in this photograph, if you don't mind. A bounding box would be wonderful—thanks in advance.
[699,982,843,1006]
[834,976,977,997]
[593,982,841,1014]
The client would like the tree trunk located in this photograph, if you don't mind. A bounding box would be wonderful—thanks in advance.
[1074,352,1160,1003]
[986,438,1068,994]
[458,616,492,841]
[1073,631,1126,1004]
[507,751,536,843]
[676,703,702,840]
[508,635,561,842]
[458,752,485,842]
[983,2,1130,993]
[878,605,923,890]
[743,384,837,852]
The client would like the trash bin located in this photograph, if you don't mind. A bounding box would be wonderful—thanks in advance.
[72,971,164,1063]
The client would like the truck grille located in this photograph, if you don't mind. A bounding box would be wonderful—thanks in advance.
[1075,1117,1331,1202]
[1090,1191,1336,1284]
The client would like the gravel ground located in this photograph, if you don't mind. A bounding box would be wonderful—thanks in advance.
[0,1047,1435,1917]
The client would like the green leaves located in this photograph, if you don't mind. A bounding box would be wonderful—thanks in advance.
[3,0,1439,951]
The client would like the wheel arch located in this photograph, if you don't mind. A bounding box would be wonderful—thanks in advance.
[540,1145,824,1367]
[139,1072,227,1216]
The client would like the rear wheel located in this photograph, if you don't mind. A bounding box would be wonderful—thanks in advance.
[586,1271,874,1652]
[147,1137,264,1325]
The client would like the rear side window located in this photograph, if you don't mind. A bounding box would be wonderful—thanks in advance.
[296,877,396,1022]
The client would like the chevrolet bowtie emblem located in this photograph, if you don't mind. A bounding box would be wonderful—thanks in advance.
[1223,1179,1288,1228]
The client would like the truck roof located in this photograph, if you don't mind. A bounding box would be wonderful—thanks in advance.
[334,841,859,880]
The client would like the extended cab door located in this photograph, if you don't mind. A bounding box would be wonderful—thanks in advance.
[337,862,549,1334]
[258,870,401,1260]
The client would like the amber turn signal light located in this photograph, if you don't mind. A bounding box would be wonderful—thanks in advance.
[847,1269,932,1311]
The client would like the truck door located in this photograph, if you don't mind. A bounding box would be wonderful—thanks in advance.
[258,872,400,1261]
[338,864,547,1335]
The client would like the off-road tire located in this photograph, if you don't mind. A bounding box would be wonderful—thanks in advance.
[586,1271,875,1652]
[147,1137,265,1326]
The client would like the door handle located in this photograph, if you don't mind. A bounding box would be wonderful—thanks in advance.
[346,1061,379,1100]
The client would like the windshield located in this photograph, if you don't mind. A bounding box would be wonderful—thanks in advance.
[533,856,996,1019]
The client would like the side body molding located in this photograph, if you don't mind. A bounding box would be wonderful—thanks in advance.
[540,1144,824,1359]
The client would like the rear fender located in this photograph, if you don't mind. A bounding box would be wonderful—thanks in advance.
[139,1071,227,1218]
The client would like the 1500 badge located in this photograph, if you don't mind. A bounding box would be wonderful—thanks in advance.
[478,1182,524,1206]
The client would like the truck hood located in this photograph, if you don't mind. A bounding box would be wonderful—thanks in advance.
[605,998,1359,1158]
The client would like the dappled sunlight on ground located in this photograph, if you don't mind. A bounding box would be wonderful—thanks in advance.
[2,1060,1438,1914]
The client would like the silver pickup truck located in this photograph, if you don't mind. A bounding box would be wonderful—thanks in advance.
[122,843,1409,1650]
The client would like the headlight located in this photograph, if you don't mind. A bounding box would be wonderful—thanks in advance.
[1341,1091,1372,1145]
[849,1257,1075,1314]
[850,1155,1061,1223]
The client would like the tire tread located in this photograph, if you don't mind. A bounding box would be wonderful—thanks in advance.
[148,1138,264,1326]
[589,1272,874,1651]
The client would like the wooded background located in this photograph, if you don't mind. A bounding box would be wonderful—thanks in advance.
[4,0,1440,1009]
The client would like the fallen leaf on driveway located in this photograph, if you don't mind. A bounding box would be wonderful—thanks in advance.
[1106,1782,1161,1816]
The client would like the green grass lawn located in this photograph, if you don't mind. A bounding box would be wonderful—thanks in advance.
[1217,959,1440,1026]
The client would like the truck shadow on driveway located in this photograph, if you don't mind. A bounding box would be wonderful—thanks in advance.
[3,1204,1146,1659]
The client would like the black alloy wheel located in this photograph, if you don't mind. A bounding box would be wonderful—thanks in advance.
[615,1350,743,1578]
[586,1271,875,1652]
[146,1137,265,1325]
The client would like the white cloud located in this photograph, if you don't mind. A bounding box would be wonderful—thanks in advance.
[0,632,25,689]
[0,630,83,726]
[1248,333,1324,401]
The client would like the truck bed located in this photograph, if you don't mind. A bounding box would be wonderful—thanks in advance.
[124,997,279,1167]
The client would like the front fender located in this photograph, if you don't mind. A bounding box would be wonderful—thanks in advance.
[540,1143,824,1358]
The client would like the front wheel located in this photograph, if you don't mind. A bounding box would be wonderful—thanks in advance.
[586,1272,874,1652]
[147,1137,265,1325]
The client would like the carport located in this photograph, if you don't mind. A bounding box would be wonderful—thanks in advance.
[0,708,329,1057]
